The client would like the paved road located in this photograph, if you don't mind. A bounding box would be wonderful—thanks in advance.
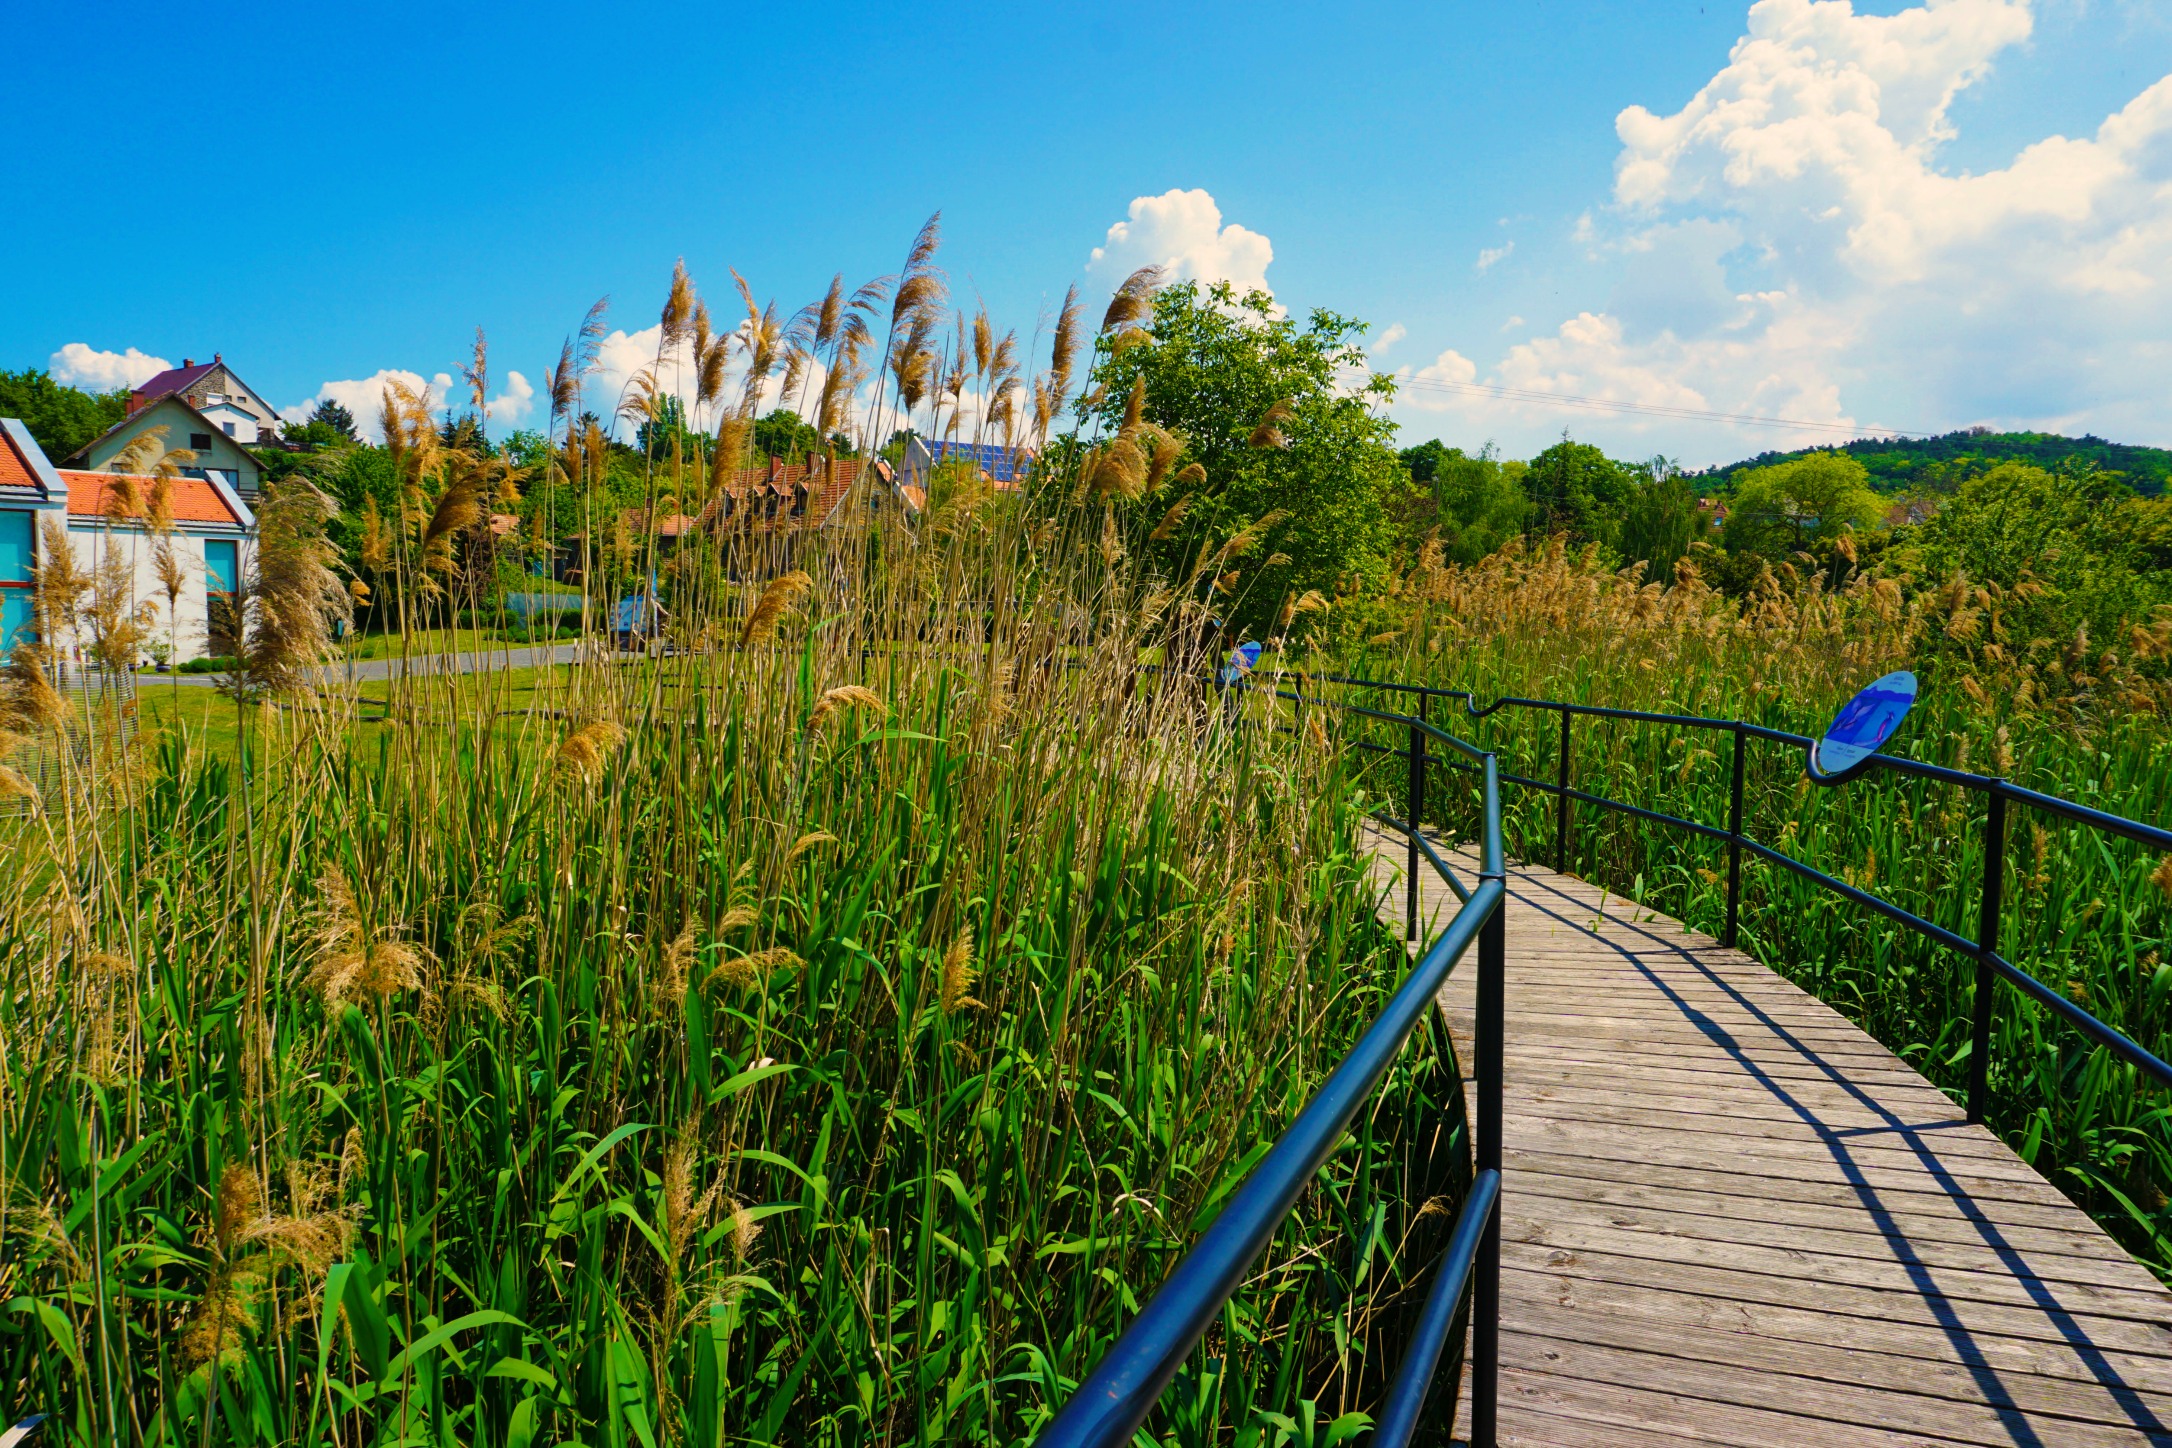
[125,643,588,688]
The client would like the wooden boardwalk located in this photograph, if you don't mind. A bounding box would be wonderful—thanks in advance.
[1362,822,2172,1446]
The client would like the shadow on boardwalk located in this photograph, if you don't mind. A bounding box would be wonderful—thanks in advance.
[1362,821,2172,1447]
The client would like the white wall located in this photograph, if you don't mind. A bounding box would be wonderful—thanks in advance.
[61,523,249,665]
[198,400,261,445]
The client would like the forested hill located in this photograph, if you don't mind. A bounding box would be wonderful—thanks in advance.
[1697,429,2172,496]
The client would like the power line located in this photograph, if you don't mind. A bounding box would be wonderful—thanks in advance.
[1393,374,1922,438]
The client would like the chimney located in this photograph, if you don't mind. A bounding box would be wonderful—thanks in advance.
[213,352,222,363]
[182,358,194,368]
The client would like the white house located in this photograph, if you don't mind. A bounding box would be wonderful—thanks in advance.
[1,418,254,665]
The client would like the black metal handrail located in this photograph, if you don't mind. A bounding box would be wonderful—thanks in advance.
[1317,671,2172,1114]
[1038,686,1508,1448]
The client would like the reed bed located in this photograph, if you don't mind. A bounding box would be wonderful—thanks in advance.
[0,499,1468,1445]
[1347,537,2172,1277]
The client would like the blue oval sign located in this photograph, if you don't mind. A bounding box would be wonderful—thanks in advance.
[1813,670,1918,779]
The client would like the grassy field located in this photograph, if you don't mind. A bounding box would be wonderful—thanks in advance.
[0,520,1468,1446]
[336,626,536,661]
[1345,539,2172,1279]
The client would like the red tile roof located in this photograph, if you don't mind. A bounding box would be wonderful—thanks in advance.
[60,470,244,527]
[0,425,45,493]
[699,456,870,531]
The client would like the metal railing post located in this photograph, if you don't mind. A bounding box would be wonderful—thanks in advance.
[1407,712,1425,941]
[1724,722,1745,949]
[1554,705,1571,873]
[1473,853,1506,1447]
[1969,785,2007,1124]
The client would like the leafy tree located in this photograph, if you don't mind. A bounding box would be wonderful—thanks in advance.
[0,369,127,460]
[310,398,358,442]
[1620,469,1706,579]
[1399,438,1451,485]
[752,408,824,462]
[1704,428,2172,497]
[1082,280,1402,634]
[1722,451,1886,558]
[637,395,708,465]
[1524,438,1638,547]
[1909,461,2172,647]
[1394,445,1530,565]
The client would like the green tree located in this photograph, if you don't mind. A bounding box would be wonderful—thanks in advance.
[1397,445,1530,565]
[1722,451,1886,558]
[1620,467,1705,579]
[637,394,709,464]
[1399,438,1450,485]
[1082,280,1402,634]
[310,398,358,442]
[1524,438,1638,547]
[0,369,127,460]
[1911,461,2172,646]
[752,408,824,462]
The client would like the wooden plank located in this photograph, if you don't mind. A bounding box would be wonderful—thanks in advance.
[1498,1123,2123,1214]
[1505,1259,2172,1387]
[1504,1241,2172,1361]
[1496,1332,2172,1447]
[1359,825,2172,1446]
[1508,1164,2156,1273]
[1506,1191,2161,1292]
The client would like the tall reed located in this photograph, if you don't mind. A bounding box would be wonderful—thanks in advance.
[1,481,1465,1445]
[1350,537,2172,1277]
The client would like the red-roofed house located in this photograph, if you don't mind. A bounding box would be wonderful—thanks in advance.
[66,353,276,500]
[0,417,253,663]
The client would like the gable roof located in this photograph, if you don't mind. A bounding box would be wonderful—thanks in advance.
[129,352,273,415]
[59,470,248,529]
[0,419,64,499]
[66,392,259,467]
[131,360,221,409]
[695,456,873,532]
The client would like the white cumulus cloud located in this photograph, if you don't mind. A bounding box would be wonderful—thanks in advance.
[1474,243,1515,273]
[1372,323,1408,354]
[51,343,172,392]
[1088,188,1275,296]
[1393,0,2172,460]
[283,371,455,442]
[285,367,536,441]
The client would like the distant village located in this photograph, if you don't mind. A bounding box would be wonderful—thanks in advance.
[0,354,1030,665]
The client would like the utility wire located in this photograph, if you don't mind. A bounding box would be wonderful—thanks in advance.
[1393,374,1922,438]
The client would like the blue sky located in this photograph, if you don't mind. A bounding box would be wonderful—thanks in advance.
[6,0,2170,465]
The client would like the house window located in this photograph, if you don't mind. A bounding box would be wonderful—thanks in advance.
[0,510,31,656]
[191,433,214,451]
[204,538,240,655]
[222,422,236,436]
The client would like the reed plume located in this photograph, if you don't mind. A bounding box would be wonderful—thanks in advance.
[556,720,629,783]
[940,926,980,1014]
[1050,284,1082,411]
[658,924,699,1008]
[740,570,812,646]
[461,326,489,424]
[1248,398,1294,449]
[705,946,801,993]
[235,479,351,697]
[301,867,432,1011]
[661,259,696,351]
[1102,266,1165,333]
[809,684,885,732]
